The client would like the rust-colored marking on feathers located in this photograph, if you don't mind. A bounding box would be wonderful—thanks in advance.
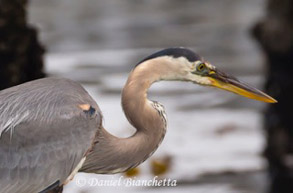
[78,104,90,111]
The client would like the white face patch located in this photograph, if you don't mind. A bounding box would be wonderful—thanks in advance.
[145,56,193,81]
[135,55,214,86]
[191,75,212,85]
[188,60,216,85]
[194,60,203,66]
[205,62,215,70]
[167,58,215,86]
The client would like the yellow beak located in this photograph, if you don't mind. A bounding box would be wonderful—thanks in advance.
[207,70,277,103]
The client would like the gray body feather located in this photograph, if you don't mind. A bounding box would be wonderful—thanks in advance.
[0,77,101,193]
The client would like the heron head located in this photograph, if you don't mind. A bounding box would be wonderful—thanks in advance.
[139,47,276,103]
[187,59,276,103]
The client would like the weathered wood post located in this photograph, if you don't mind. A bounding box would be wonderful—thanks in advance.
[0,0,45,90]
[252,0,293,192]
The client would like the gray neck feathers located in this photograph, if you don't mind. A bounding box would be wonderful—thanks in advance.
[81,61,167,174]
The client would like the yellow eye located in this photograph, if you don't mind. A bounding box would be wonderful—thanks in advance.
[197,63,206,71]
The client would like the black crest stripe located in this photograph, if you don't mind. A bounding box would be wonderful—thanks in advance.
[136,47,201,67]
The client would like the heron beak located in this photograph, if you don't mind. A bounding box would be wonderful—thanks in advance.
[207,69,277,103]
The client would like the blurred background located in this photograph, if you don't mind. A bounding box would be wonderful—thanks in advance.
[1,0,292,193]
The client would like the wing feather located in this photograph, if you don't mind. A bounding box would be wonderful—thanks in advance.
[0,78,101,193]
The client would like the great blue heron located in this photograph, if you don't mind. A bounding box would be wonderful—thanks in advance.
[0,48,276,193]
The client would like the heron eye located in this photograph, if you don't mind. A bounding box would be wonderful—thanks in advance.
[197,63,206,72]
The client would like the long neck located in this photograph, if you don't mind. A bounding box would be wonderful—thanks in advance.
[81,59,169,174]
